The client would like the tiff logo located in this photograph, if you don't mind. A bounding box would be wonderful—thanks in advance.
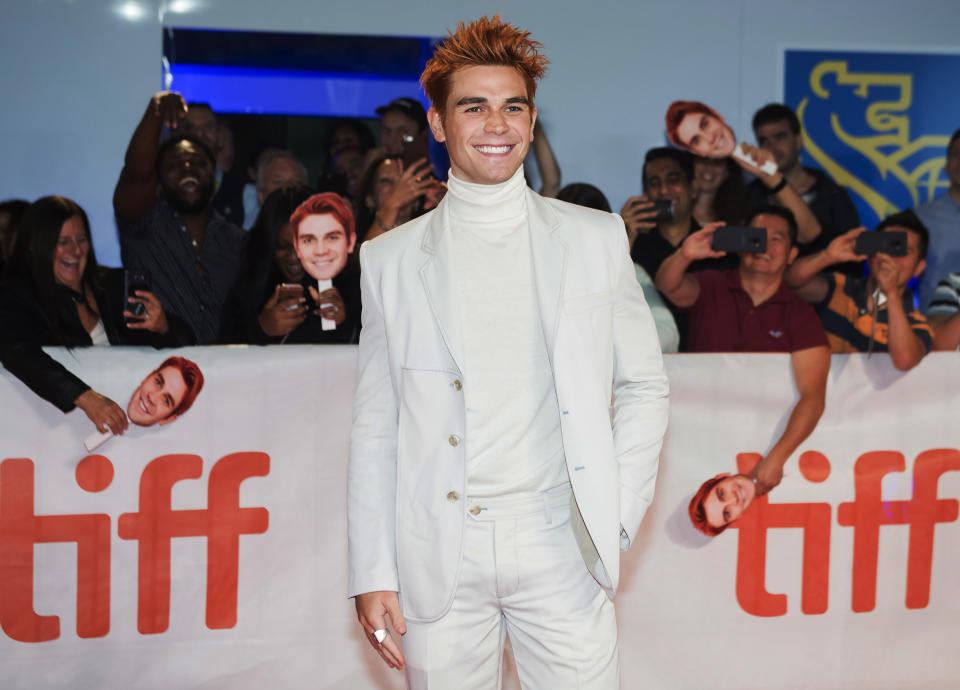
[731,449,960,616]
[0,452,269,642]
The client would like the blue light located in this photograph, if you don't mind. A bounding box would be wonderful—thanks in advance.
[168,64,427,118]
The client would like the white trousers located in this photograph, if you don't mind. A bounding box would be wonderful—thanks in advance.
[402,484,620,689]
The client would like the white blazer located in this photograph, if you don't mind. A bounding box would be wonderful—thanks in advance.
[347,188,669,623]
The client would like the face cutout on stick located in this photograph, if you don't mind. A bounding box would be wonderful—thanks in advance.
[666,101,738,159]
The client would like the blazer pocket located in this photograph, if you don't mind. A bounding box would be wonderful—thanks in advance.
[563,291,613,316]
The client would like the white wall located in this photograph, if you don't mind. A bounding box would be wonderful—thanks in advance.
[3,0,959,266]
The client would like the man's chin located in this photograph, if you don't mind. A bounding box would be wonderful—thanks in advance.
[165,187,213,214]
[127,411,153,427]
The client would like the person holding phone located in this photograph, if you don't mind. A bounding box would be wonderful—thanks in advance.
[0,196,194,435]
[624,147,736,349]
[655,206,829,535]
[220,185,313,343]
[358,155,442,243]
[785,210,933,370]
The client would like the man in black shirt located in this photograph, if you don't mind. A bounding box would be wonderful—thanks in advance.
[625,147,735,349]
[747,103,861,274]
[114,91,247,344]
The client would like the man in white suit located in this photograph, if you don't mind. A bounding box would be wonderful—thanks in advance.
[348,16,669,688]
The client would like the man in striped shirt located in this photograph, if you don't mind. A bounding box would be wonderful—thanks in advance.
[925,271,960,350]
[785,210,933,371]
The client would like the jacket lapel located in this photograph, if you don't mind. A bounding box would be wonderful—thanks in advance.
[526,190,567,366]
[419,198,465,373]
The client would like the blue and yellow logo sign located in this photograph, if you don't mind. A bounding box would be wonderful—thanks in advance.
[785,50,956,230]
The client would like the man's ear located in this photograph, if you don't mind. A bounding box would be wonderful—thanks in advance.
[913,257,927,279]
[530,106,538,141]
[428,106,446,143]
[788,245,799,265]
[347,231,357,254]
[157,413,179,427]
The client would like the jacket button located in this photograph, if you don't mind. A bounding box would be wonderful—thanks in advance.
[448,434,460,447]
[446,491,459,503]
[453,379,462,391]
[469,505,482,516]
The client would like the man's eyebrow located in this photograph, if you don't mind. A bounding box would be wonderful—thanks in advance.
[456,97,487,106]
[506,96,530,105]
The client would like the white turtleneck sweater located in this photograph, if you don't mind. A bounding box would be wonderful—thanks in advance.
[447,167,568,498]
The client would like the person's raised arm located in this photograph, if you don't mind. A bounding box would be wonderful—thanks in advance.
[785,226,867,303]
[653,223,725,308]
[114,91,187,223]
[734,143,821,245]
[531,120,561,198]
[873,254,929,371]
[751,345,829,492]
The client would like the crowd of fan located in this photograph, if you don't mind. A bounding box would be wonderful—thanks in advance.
[0,90,958,435]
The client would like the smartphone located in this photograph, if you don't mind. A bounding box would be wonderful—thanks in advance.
[401,134,432,177]
[711,226,767,253]
[650,200,674,223]
[278,283,304,311]
[854,230,907,257]
[123,269,151,323]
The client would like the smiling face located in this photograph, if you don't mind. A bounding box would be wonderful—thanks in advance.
[702,473,757,529]
[274,222,304,283]
[160,140,215,214]
[694,156,729,194]
[643,156,695,224]
[676,112,736,158]
[428,65,536,185]
[52,215,89,292]
[295,214,356,281]
[127,365,188,427]
[739,212,797,277]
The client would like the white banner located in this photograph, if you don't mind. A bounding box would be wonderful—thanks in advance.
[1,347,958,689]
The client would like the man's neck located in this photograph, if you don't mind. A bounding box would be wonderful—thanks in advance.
[181,208,210,246]
[658,216,692,247]
[738,266,783,306]
[783,162,816,195]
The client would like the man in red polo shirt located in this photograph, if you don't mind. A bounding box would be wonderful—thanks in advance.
[656,205,829,532]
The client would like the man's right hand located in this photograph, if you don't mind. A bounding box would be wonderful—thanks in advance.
[149,91,188,130]
[75,389,129,435]
[680,222,727,261]
[381,158,438,218]
[258,285,308,337]
[355,590,406,670]
[619,196,659,242]
[824,226,868,265]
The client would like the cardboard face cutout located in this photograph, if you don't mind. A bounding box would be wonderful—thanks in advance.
[291,193,357,332]
[666,100,777,174]
[84,356,204,451]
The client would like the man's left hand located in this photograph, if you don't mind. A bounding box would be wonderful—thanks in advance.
[309,286,346,325]
[873,254,902,299]
[124,290,169,334]
[751,456,784,494]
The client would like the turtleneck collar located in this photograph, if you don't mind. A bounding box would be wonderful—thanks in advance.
[446,165,528,225]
